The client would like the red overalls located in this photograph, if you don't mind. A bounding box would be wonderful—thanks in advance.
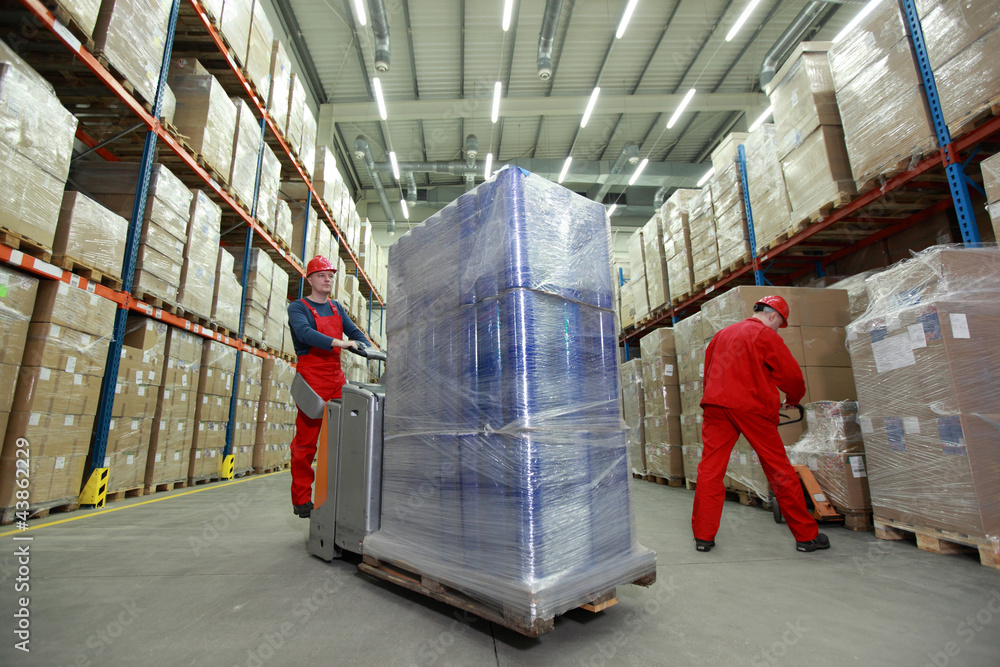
[291,299,345,506]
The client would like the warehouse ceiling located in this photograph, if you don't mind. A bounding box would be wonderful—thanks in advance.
[272,0,861,236]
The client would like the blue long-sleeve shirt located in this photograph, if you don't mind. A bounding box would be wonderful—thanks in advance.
[287,298,369,358]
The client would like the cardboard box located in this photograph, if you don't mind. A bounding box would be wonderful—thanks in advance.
[744,124,792,252]
[0,64,78,180]
[631,275,649,321]
[935,23,1000,137]
[55,192,128,279]
[245,0,273,102]
[230,98,263,209]
[286,74,306,156]
[20,322,111,378]
[917,0,1000,71]
[93,0,173,105]
[0,144,67,249]
[639,327,675,357]
[268,40,291,132]
[169,73,238,179]
[767,43,840,156]
[801,326,851,367]
[32,281,117,337]
[0,266,39,366]
[804,366,857,402]
[711,132,750,174]
[219,0,252,67]
[780,125,856,223]
[983,153,1000,205]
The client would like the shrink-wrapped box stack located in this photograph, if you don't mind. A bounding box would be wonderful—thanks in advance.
[72,162,192,305]
[57,0,102,37]
[190,340,237,480]
[828,269,882,320]
[232,353,263,474]
[244,0,273,102]
[107,317,167,493]
[230,98,262,210]
[674,313,708,484]
[846,246,1000,545]
[642,214,670,312]
[708,161,750,270]
[179,191,221,320]
[828,0,936,189]
[640,328,682,483]
[93,0,173,105]
[0,63,78,250]
[744,124,792,253]
[268,40,291,135]
[54,192,128,281]
[767,43,855,224]
[212,248,243,334]
[229,247,275,344]
[626,229,648,322]
[0,266,38,509]
[274,199,294,256]
[1,282,115,508]
[254,357,295,471]
[256,143,281,233]
[711,131,749,174]
[169,66,238,181]
[365,167,656,628]
[219,0,252,67]
[789,401,871,516]
[918,0,1000,138]
[688,188,719,286]
[661,189,698,303]
[300,105,318,178]
[312,148,340,207]
[620,359,645,475]
[264,266,290,350]
[982,151,1000,240]
[286,74,306,156]
[146,327,202,487]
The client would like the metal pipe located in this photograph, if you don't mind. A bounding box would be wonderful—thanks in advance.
[591,142,639,203]
[72,123,144,162]
[537,0,564,80]
[368,0,391,72]
[355,136,397,235]
[653,186,669,210]
[405,171,418,205]
[759,1,838,89]
[464,134,478,169]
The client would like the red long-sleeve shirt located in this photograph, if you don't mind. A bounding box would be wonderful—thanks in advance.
[701,317,805,417]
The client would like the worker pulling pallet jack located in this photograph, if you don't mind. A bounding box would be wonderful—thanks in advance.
[692,295,831,554]
[286,255,382,519]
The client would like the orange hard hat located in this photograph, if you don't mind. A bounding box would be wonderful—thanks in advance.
[754,295,790,328]
[306,255,337,276]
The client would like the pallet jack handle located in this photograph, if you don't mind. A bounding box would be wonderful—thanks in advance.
[778,404,804,427]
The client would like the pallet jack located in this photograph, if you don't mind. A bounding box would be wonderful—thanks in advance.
[771,404,845,526]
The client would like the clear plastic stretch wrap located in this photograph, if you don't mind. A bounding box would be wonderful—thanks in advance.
[300,106,317,179]
[0,264,38,391]
[160,83,176,126]
[54,191,127,279]
[92,0,172,105]
[639,328,682,481]
[828,270,881,320]
[286,75,306,155]
[169,71,237,180]
[273,199,294,256]
[789,401,870,512]
[745,124,791,253]
[933,23,1000,138]
[313,147,339,204]
[147,327,201,485]
[674,313,706,481]
[709,163,750,270]
[219,0,252,67]
[255,143,281,232]
[846,245,1000,540]
[780,125,855,223]
[366,166,656,624]
[627,229,645,281]
[642,215,669,310]
[710,131,749,174]
[230,98,262,209]
[661,189,697,300]
[267,40,291,134]
[0,64,77,181]
[254,357,295,470]
[245,0,273,102]
[212,247,243,333]
[767,43,840,157]
[688,188,719,286]
[179,191,221,319]
[982,153,1000,204]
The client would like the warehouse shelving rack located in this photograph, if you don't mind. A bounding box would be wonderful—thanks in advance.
[0,0,385,489]
[623,6,1000,346]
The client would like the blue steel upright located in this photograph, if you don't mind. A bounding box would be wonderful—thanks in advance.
[737,144,766,286]
[88,0,182,475]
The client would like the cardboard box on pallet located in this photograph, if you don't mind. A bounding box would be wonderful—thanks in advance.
[709,163,750,271]
[621,359,646,474]
[267,40,291,134]
[147,327,201,487]
[661,189,698,302]
[219,0,252,67]
[230,98,263,210]
[300,105,318,179]
[244,0,273,102]
[286,74,307,156]
[55,192,128,281]
[0,265,39,371]
[169,70,238,180]
[179,191,222,320]
[790,401,870,512]
[711,132,749,174]
[640,219,668,312]
[213,248,243,334]
[744,124,792,254]
[688,188,719,286]
[93,0,173,105]
[780,125,856,225]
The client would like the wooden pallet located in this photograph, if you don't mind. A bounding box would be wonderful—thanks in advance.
[44,1,96,52]
[209,322,236,339]
[233,468,254,479]
[640,474,684,488]
[948,94,1000,139]
[133,290,180,315]
[105,486,144,503]
[855,141,938,195]
[176,306,212,329]
[252,463,290,474]
[358,554,654,638]
[50,256,124,290]
[144,479,188,495]
[792,190,854,226]
[839,508,874,532]
[0,228,52,261]
[92,53,154,110]
[874,516,999,570]
[1,498,79,525]
[188,473,222,486]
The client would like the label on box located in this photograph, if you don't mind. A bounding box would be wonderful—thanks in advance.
[902,417,920,434]
[131,419,140,431]
[125,454,134,465]
[195,451,202,459]
[80,333,91,347]
[138,386,146,397]
[906,324,926,349]
[39,367,51,381]
[937,416,967,455]
[104,456,111,467]
[134,371,142,384]
[739,453,748,465]
[885,417,906,452]
[870,324,887,343]
[665,364,674,377]
[115,383,122,394]
[159,421,166,431]
[155,453,162,462]
[74,374,83,385]
[917,306,941,341]
[64,414,74,427]
[148,370,156,382]
[174,452,180,461]
[699,363,704,378]
[55,456,66,470]
[848,455,867,478]
[871,333,915,373]
[182,375,188,387]
[949,313,970,339]
[66,356,77,374]
[164,389,171,400]
[28,412,41,427]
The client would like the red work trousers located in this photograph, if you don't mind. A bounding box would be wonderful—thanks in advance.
[290,409,323,506]
[692,405,818,543]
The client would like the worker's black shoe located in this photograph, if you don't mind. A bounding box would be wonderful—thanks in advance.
[695,539,716,552]
[796,532,830,552]
[293,502,313,518]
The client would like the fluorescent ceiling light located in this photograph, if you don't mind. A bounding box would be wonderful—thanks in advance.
[616,0,641,39]
[353,0,367,26]
[484,152,493,179]
[697,167,715,187]
[389,151,400,180]
[607,204,617,217]
[628,158,649,186]
[492,81,502,123]
[558,156,573,183]
[748,105,773,133]
[726,0,762,42]
[580,87,601,128]
[666,88,696,129]
[373,77,387,120]
[502,0,514,31]
[833,0,883,43]
[400,198,409,219]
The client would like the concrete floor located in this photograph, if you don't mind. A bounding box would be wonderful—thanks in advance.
[1,472,998,666]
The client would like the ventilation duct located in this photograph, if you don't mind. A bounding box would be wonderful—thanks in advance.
[355,136,396,235]
[368,0,391,72]
[537,0,563,80]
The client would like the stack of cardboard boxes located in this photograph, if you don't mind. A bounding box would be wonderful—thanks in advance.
[229,247,274,344]
[146,327,202,488]
[219,0,253,68]
[273,200,295,257]
[3,281,115,507]
[265,266,290,349]
[58,0,102,37]
[300,106,318,178]
[620,358,645,475]
[688,189,719,286]
[245,0,274,103]
[846,246,1000,541]
[767,43,855,224]
[744,124,793,253]
[170,61,238,182]
[983,153,1000,240]
[232,353,263,475]
[661,189,698,303]
[190,340,237,481]
[286,74,307,157]
[626,228,649,323]
[640,328,683,482]
[0,63,77,251]
[675,313,708,484]
[268,40,292,139]
[179,191,222,320]
[642,214,670,313]
[106,317,167,493]
[255,143,281,234]
[212,248,244,334]
[708,146,750,271]
[54,192,128,281]
[254,357,295,472]
[93,0,174,105]
[230,98,263,210]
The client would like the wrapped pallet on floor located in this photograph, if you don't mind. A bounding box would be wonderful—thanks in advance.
[620,359,646,475]
[363,166,656,635]
[146,327,202,490]
[189,340,237,482]
[232,353,263,475]
[674,313,708,485]
[661,189,698,304]
[640,328,683,484]
[254,357,294,472]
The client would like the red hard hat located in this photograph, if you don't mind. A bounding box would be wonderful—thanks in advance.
[754,295,790,328]
[306,255,337,276]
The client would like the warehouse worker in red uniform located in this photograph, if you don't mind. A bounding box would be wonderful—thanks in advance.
[692,295,830,553]
[287,255,372,518]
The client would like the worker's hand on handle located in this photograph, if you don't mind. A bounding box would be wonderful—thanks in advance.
[331,339,359,351]
[780,402,797,410]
